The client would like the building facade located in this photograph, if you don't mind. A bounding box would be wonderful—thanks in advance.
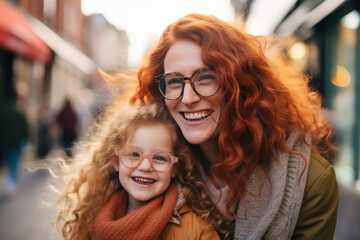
[0,0,97,156]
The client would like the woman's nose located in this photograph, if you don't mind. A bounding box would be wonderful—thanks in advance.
[181,83,201,105]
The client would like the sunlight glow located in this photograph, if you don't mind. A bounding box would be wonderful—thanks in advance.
[288,42,308,61]
[81,0,234,67]
[331,66,351,87]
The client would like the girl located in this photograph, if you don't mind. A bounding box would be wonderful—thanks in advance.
[130,14,338,239]
[55,103,221,239]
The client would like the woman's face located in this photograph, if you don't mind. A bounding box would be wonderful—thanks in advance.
[163,40,223,146]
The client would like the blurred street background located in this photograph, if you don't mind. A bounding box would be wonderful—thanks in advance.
[0,0,360,239]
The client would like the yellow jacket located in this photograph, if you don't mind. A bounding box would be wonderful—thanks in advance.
[159,205,220,240]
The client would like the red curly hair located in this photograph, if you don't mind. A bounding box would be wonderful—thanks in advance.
[130,14,335,217]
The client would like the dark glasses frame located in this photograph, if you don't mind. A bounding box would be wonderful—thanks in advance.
[154,67,220,100]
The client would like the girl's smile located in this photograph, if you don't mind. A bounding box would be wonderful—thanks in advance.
[114,124,175,211]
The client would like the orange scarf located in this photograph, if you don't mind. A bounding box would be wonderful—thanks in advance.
[94,183,177,240]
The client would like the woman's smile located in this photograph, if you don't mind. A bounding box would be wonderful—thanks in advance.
[182,110,212,121]
[164,40,222,145]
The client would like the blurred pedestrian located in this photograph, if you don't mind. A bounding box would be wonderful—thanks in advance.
[0,100,29,196]
[56,98,78,158]
[36,101,53,159]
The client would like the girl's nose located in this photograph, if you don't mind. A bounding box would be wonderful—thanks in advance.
[137,157,154,171]
[181,83,201,105]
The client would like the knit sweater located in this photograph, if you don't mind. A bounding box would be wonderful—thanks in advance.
[234,130,311,239]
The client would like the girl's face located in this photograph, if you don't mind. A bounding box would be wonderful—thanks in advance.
[163,40,223,147]
[115,124,175,207]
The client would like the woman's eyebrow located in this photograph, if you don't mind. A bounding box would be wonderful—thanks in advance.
[164,71,182,75]
[165,67,206,76]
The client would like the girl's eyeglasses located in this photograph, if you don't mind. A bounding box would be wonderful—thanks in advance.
[115,147,178,172]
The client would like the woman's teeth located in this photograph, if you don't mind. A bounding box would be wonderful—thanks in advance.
[133,177,155,184]
[184,111,210,120]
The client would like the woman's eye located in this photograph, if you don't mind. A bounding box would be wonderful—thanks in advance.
[198,74,215,82]
[167,77,182,85]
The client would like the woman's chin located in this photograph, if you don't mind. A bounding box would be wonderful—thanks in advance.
[182,132,213,145]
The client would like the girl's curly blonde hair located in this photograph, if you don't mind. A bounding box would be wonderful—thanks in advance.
[55,102,223,239]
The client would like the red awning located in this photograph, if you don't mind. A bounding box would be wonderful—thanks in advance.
[0,0,51,63]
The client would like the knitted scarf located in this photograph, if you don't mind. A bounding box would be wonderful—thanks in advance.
[234,130,311,239]
[94,183,178,240]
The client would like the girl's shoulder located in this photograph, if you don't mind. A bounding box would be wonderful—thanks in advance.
[159,205,220,240]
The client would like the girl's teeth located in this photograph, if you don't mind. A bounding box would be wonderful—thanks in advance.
[133,177,155,184]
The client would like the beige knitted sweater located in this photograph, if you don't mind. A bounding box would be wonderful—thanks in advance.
[234,131,311,239]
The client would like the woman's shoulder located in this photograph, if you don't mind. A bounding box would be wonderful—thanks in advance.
[305,149,337,195]
[292,149,338,239]
[159,205,220,240]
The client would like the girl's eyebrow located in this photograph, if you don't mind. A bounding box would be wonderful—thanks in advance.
[128,145,141,150]
[128,145,166,153]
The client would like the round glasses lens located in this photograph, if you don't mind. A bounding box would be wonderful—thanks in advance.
[192,69,220,97]
[161,75,183,99]
[151,152,172,171]
[121,150,141,168]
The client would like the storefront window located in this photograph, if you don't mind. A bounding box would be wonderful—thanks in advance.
[332,10,360,185]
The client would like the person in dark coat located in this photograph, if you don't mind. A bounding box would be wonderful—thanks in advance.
[56,98,78,157]
[0,100,29,196]
[36,102,53,159]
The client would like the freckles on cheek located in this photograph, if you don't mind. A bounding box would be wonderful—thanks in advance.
[165,99,172,110]
[165,101,177,117]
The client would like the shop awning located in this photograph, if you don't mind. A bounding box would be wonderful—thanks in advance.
[29,17,97,75]
[0,0,51,63]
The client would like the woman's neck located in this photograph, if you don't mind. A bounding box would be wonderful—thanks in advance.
[199,136,220,166]
[126,195,148,215]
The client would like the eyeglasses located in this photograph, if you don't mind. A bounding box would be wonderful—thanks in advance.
[115,147,178,172]
[154,67,220,100]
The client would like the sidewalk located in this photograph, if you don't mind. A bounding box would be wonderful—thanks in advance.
[0,144,62,240]
[1,144,360,239]
[335,182,360,240]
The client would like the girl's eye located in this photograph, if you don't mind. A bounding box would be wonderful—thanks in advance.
[130,151,140,158]
[153,153,170,162]
[154,156,166,161]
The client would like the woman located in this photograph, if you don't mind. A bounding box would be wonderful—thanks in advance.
[130,14,338,239]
